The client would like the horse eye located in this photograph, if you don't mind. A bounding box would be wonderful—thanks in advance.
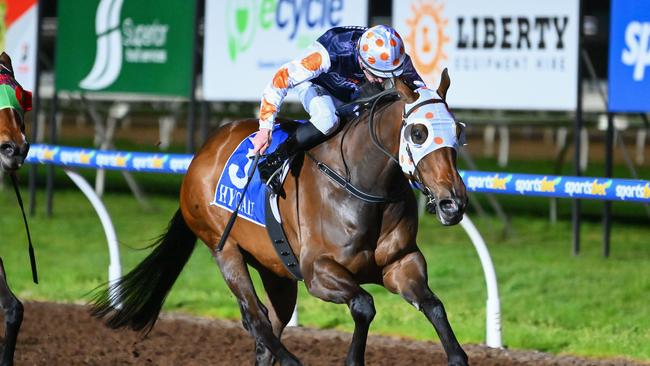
[410,124,428,145]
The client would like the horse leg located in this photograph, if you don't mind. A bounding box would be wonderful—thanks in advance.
[0,257,23,366]
[214,243,301,366]
[254,266,298,366]
[306,257,375,366]
[382,251,468,366]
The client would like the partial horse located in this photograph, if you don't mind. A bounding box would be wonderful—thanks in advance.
[0,52,32,366]
[92,71,469,366]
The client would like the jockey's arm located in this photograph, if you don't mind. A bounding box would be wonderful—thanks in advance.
[252,43,331,154]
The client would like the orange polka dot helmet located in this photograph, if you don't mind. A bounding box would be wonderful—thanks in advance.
[358,25,406,78]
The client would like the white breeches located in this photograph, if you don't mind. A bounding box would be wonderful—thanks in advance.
[294,81,342,135]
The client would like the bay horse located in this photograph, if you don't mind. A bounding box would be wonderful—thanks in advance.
[92,72,469,366]
[0,52,32,366]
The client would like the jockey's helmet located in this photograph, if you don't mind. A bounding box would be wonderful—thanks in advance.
[358,25,406,78]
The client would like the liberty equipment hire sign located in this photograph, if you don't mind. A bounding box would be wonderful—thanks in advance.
[55,0,195,98]
[393,0,580,111]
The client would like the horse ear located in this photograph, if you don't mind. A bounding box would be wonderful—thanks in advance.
[437,68,450,101]
[0,52,13,72]
[395,77,418,103]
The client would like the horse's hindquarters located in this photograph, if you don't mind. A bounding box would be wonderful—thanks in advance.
[179,120,295,279]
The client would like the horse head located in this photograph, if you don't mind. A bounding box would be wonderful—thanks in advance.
[395,69,468,225]
[0,52,31,172]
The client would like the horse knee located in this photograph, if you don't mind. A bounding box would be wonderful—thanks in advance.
[4,298,23,326]
[419,295,446,318]
[240,302,272,335]
[349,293,375,325]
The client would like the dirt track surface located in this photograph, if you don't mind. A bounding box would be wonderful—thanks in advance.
[4,302,645,366]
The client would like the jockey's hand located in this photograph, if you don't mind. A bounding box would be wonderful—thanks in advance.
[252,128,272,155]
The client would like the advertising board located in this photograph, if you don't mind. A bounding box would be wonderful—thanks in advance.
[1,0,38,91]
[393,0,580,110]
[608,0,650,112]
[56,0,196,97]
[203,0,368,101]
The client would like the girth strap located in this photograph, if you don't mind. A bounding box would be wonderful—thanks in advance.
[265,189,303,281]
[305,152,388,204]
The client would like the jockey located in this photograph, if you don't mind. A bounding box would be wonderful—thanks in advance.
[251,25,425,192]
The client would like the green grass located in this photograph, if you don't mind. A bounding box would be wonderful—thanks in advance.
[0,185,648,362]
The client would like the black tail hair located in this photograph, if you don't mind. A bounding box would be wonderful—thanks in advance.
[90,208,197,333]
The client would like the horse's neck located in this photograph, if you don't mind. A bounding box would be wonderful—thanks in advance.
[319,101,405,195]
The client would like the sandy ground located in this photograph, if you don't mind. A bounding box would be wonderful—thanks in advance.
[1,301,645,366]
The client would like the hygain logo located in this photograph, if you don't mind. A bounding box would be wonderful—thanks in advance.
[226,0,345,61]
[81,0,171,90]
[622,21,650,81]
[405,0,449,85]
[80,0,124,90]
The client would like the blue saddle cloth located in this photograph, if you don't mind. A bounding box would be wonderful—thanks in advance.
[210,122,303,227]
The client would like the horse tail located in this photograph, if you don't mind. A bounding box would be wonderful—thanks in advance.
[90,208,197,333]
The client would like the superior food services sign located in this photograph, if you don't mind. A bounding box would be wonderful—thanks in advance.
[55,0,196,97]
[393,0,580,110]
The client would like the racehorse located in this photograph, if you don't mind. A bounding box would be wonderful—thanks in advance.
[92,71,470,366]
[0,52,32,366]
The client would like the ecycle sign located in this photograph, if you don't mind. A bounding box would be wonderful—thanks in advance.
[203,0,368,101]
[55,0,195,97]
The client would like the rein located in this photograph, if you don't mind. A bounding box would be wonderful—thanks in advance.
[10,173,38,284]
[305,152,389,203]
[310,84,454,206]
[307,88,401,204]
[368,90,447,204]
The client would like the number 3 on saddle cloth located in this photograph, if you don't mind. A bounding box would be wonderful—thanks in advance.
[210,121,305,226]
[210,121,305,279]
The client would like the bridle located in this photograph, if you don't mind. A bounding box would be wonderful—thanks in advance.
[310,81,462,208]
[366,86,455,208]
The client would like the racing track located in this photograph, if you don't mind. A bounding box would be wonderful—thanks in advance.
[5,302,646,365]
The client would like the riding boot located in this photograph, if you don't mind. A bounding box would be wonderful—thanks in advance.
[259,123,327,193]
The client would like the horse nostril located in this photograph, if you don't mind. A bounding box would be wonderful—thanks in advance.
[0,142,16,157]
[438,198,458,216]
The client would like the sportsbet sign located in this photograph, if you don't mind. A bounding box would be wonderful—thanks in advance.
[203,0,368,101]
[56,0,195,97]
[393,0,579,110]
[608,0,650,112]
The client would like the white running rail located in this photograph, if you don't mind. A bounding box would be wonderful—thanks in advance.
[64,169,122,308]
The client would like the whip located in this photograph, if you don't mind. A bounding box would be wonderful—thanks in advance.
[216,153,260,252]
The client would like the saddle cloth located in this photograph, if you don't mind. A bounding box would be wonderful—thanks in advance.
[210,122,304,226]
